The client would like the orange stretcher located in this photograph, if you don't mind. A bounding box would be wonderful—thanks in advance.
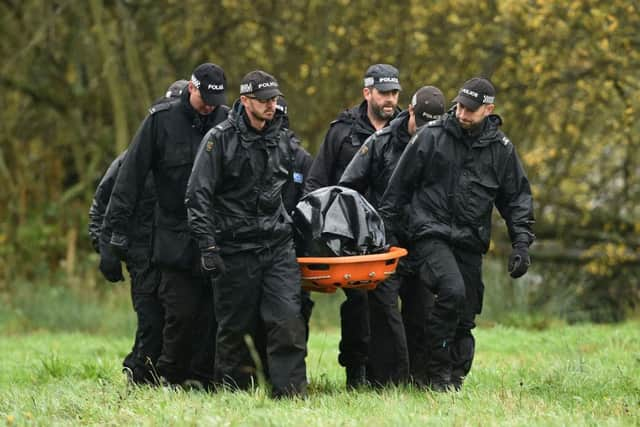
[297,246,408,293]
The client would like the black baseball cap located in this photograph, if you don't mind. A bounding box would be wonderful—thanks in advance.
[165,79,189,99]
[363,64,402,91]
[411,86,446,127]
[191,63,227,106]
[453,77,495,111]
[239,70,283,100]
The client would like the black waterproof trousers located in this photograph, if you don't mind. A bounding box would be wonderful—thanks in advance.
[156,267,216,386]
[366,273,409,386]
[398,276,435,386]
[122,245,164,384]
[414,238,483,389]
[338,289,370,371]
[213,239,307,397]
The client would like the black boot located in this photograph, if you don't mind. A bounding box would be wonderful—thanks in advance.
[345,365,368,389]
[426,344,453,392]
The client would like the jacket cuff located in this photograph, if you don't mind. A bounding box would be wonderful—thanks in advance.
[198,238,218,252]
[511,235,532,248]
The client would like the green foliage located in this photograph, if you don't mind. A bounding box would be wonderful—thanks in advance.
[0,278,135,335]
[0,324,639,425]
[1,0,639,317]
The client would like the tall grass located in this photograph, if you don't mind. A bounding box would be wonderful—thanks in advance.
[0,324,638,426]
[1,254,639,425]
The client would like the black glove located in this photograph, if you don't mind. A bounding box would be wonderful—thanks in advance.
[201,247,226,278]
[109,232,129,261]
[99,240,124,282]
[508,243,530,279]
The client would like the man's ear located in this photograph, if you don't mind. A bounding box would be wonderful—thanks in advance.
[484,103,495,115]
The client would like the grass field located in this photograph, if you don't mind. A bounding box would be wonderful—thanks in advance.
[1,321,639,426]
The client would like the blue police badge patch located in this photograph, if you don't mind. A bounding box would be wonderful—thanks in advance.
[293,172,304,183]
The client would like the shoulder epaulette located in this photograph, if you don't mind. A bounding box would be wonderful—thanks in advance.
[330,109,357,127]
[214,120,233,132]
[148,102,172,115]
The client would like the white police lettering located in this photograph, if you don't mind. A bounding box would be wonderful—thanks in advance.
[240,83,253,94]
[363,77,374,87]
[483,95,495,103]
[191,75,201,89]
[422,112,440,120]
[378,77,399,83]
[208,83,224,91]
[257,81,278,89]
[461,88,479,99]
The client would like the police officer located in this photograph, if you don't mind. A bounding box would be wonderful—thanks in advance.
[88,80,188,384]
[151,79,189,106]
[90,149,162,384]
[107,63,230,388]
[379,77,535,391]
[276,97,315,338]
[252,97,314,382]
[339,86,446,387]
[304,63,402,388]
[186,70,307,398]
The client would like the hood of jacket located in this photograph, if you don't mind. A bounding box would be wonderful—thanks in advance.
[228,98,284,145]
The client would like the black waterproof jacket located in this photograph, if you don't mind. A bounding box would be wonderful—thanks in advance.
[185,100,296,254]
[338,110,411,208]
[88,150,156,251]
[379,111,535,254]
[282,129,313,214]
[304,100,400,193]
[107,90,229,269]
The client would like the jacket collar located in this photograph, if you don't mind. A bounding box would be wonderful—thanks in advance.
[337,100,401,137]
[180,89,223,133]
[443,108,504,147]
[229,99,283,146]
[389,110,411,147]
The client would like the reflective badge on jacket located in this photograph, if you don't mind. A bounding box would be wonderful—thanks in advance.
[293,172,304,183]
[206,139,214,152]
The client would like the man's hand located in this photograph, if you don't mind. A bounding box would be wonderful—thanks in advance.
[99,240,124,283]
[109,233,129,261]
[201,246,226,278]
[508,243,531,279]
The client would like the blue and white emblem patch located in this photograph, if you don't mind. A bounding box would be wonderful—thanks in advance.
[293,172,304,183]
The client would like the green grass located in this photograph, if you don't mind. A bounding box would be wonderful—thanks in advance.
[1,323,639,426]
